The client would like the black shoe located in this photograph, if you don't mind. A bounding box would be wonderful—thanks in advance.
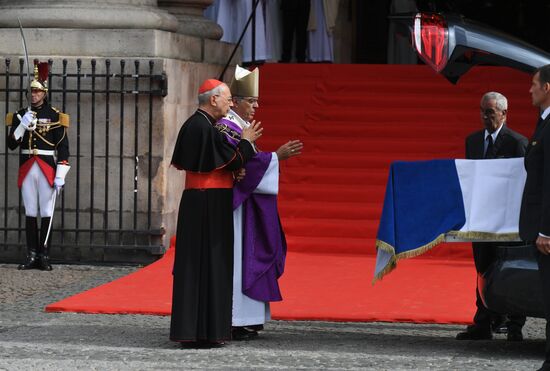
[246,324,264,332]
[180,341,198,349]
[37,255,53,271]
[506,329,523,342]
[19,217,39,270]
[492,324,508,334]
[231,326,258,341]
[38,217,52,271]
[456,325,492,340]
[201,341,225,348]
[18,251,39,270]
[180,341,225,349]
[490,315,507,334]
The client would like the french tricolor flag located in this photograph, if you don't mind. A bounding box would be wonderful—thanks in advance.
[374,158,526,281]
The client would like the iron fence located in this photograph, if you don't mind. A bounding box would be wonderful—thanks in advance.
[0,58,168,261]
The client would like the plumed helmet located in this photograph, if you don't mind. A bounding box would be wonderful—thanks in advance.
[30,61,48,92]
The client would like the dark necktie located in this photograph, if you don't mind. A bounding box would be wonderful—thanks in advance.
[533,116,545,139]
[485,135,495,159]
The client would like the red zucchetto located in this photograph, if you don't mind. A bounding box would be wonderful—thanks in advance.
[198,79,223,94]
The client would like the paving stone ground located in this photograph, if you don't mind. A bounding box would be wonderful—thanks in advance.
[0,263,546,370]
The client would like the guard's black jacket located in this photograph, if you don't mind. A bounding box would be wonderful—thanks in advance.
[6,103,70,186]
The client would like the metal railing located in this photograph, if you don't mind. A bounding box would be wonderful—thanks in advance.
[219,0,260,80]
[1,58,167,260]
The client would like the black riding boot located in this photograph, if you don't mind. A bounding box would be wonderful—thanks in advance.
[18,216,39,270]
[37,217,53,271]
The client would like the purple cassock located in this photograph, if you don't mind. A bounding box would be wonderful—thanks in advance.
[216,116,287,302]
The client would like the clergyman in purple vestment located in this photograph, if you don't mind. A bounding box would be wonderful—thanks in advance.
[215,65,303,340]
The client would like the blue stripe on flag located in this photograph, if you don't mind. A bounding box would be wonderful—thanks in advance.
[376,159,466,255]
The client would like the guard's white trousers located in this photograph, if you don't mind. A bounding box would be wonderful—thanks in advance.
[21,162,54,218]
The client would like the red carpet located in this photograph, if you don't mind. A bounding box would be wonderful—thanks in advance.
[46,64,535,323]
[46,243,476,324]
[254,64,536,259]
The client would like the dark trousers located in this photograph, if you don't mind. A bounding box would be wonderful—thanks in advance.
[472,242,526,331]
[280,0,310,62]
[537,251,550,362]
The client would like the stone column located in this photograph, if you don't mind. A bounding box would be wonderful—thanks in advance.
[0,0,177,31]
[158,0,222,39]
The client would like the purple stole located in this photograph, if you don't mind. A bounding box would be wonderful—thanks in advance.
[216,116,287,302]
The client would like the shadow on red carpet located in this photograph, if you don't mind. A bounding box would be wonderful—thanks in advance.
[46,240,476,324]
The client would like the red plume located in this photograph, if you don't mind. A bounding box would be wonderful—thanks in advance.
[37,62,49,83]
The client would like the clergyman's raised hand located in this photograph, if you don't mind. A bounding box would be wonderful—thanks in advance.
[241,120,263,143]
[276,140,304,161]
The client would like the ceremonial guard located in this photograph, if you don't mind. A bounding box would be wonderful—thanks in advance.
[6,61,70,271]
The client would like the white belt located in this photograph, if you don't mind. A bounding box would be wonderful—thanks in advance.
[21,149,55,156]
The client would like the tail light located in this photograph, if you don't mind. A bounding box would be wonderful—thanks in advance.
[413,13,449,72]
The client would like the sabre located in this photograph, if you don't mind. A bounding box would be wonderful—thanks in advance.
[17,18,32,112]
[43,190,57,248]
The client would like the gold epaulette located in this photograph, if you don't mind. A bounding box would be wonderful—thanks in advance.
[5,112,13,126]
[52,107,70,127]
[59,113,69,128]
[59,113,70,127]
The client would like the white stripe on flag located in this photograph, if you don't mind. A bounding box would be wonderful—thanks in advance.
[455,158,526,234]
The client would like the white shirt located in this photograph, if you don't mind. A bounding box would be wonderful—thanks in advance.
[541,106,550,121]
[483,122,504,156]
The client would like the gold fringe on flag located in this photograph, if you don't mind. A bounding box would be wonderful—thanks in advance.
[373,230,519,283]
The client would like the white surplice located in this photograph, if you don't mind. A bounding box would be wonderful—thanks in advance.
[228,110,280,326]
[232,154,280,326]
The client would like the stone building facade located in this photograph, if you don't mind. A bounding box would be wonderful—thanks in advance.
[0,0,239,263]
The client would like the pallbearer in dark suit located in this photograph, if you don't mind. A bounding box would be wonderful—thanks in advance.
[6,61,70,271]
[169,79,262,347]
[519,65,550,371]
[457,92,528,341]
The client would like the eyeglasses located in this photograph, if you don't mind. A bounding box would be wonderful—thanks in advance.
[238,97,259,105]
[480,108,502,116]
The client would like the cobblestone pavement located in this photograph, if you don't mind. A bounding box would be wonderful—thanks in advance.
[0,263,546,370]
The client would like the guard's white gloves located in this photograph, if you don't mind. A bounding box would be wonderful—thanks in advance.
[19,111,37,131]
[53,177,64,195]
[13,111,37,140]
[53,164,71,195]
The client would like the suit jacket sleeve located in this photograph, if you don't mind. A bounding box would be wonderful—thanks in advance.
[516,135,528,157]
[541,128,550,235]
